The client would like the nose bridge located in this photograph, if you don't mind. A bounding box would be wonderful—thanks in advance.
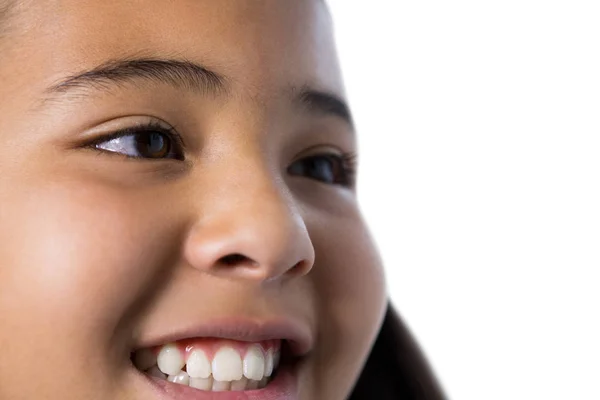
[183,149,315,282]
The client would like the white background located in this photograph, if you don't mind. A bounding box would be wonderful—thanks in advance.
[327,1,600,399]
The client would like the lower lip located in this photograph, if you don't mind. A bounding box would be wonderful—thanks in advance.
[144,365,299,400]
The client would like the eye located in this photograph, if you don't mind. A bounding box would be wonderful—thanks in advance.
[288,152,357,187]
[89,122,185,161]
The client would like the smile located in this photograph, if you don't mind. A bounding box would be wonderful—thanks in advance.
[133,339,282,391]
[129,319,312,399]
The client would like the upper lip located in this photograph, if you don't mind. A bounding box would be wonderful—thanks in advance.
[133,317,314,358]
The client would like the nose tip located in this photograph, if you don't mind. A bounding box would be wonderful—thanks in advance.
[183,207,315,282]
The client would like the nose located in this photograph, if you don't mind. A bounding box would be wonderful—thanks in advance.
[182,165,315,283]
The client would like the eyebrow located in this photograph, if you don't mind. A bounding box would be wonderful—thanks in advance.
[44,58,227,97]
[296,87,354,130]
[42,57,353,128]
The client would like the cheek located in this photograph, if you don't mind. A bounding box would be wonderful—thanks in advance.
[0,175,178,349]
[308,214,387,395]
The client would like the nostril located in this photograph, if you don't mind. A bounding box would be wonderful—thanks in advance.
[218,253,254,266]
[289,260,311,276]
[212,254,312,279]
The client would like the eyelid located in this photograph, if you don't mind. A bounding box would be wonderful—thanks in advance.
[289,149,358,189]
[82,118,187,161]
[85,119,182,148]
[290,143,350,163]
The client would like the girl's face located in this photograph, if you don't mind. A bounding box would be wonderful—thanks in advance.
[0,1,386,399]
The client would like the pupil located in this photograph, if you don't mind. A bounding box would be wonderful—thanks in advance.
[288,155,344,184]
[309,158,334,183]
[139,132,169,158]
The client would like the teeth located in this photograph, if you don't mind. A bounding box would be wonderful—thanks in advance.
[189,377,213,390]
[243,345,265,380]
[140,343,281,392]
[212,380,231,391]
[264,348,274,377]
[157,344,185,376]
[133,348,157,371]
[186,349,211,378]
[247,379,259,390]
[231,377,249,391]
[147,366,166,380]
[167,371,190,386]
[273,349,281,370]
[212,346,243,381]
[259,376,269,388]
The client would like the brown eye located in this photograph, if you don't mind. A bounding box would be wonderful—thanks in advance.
[91,124,185,161]
[288,153,356,187]
[135,131,170,158]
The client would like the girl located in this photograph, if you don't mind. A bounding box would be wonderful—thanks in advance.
[0,1,445,399]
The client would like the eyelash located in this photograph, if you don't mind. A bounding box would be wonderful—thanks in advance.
[88,122,357,188]
[87,121,185,161]
[288,151,357,188]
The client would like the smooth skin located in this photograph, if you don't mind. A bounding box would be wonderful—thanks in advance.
[0,1,387,399]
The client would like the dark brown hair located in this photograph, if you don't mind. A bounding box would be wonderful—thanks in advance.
[350,303,447,400]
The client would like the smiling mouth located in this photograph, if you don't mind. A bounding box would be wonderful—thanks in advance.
[131,338,285,392]
[129,318,312,397]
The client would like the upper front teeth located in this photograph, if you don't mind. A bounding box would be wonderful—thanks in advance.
[243,345,265,380]
[212,347,243,381]
[186,349,211,378]
[133,341,281,391]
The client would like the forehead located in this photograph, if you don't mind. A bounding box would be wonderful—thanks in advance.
[3,0,343,104]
